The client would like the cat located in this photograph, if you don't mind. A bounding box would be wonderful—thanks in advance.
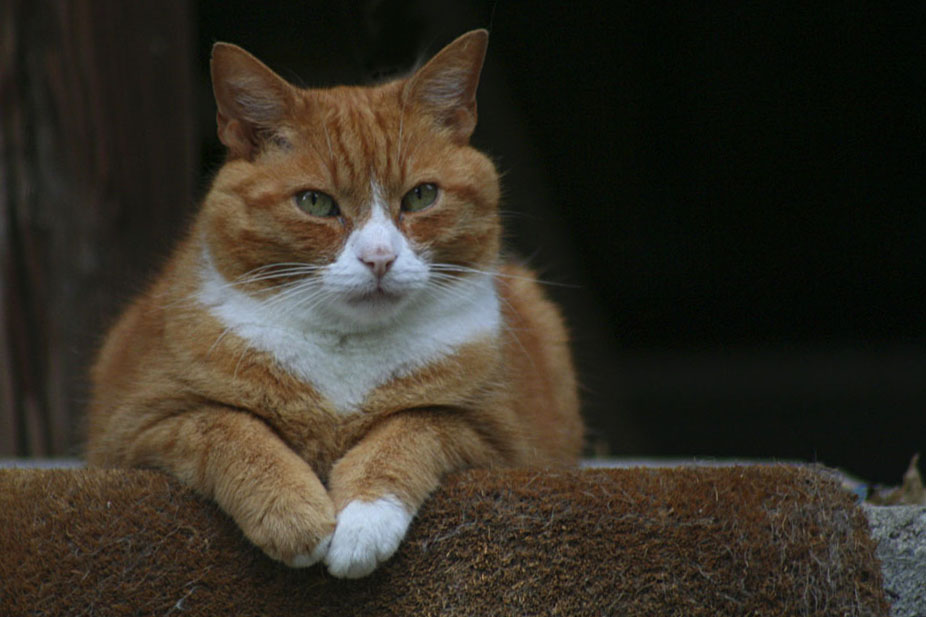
[86,29,583,579]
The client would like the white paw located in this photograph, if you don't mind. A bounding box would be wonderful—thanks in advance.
[289,532,332,568]
[323,495,413,578]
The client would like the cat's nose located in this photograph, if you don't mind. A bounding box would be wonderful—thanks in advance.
[358,249,396,277]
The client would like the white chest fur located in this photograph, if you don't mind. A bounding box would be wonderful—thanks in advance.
[195,251,501,414]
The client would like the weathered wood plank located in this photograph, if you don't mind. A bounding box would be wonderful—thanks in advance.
[0,0,196,456]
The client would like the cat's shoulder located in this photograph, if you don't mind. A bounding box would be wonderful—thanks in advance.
[496,261,570,339]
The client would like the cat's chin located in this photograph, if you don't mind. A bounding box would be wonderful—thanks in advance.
[327,289,415,329]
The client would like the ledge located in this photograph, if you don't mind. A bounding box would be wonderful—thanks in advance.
[0,465,888,616]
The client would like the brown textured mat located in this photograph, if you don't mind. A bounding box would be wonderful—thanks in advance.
[0,465,887,616]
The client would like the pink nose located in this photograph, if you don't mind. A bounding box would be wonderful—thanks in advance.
[359,251,396,277]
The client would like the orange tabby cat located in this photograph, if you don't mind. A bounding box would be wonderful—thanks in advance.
[86,30,582,578]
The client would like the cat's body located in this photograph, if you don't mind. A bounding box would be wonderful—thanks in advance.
[86,30,582,578]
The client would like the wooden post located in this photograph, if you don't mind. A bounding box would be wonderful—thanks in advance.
[0,0,195,457]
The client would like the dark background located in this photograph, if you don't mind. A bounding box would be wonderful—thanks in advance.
[4,2,924,484]
[193,1,926,483]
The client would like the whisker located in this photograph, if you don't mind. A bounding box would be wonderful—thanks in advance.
[430,263,579,289]
[424,270,538,370]
[234,265,324,285]
[207,327,236,357]
[261,281,320,314]
[260,279,335,323]
[235,269,320,285]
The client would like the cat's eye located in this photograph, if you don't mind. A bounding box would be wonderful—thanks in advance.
[401,183,438,213]
[294,190,340,218]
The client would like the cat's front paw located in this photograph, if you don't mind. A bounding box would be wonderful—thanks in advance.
[238,492,336,569]
[323,495,413,578]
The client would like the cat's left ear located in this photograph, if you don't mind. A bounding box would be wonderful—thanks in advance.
[404,30,489,144]
[211,42,296,159]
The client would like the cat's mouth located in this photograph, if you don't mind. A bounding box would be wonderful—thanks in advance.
[345,287,404,306]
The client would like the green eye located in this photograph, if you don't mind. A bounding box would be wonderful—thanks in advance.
[294,190,339,218]
[401,183,438,213]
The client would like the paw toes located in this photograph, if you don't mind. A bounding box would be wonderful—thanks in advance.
[323,495,413,579]
[288,532,333,568]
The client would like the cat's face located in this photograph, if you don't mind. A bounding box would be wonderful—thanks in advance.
[201,32,500,330]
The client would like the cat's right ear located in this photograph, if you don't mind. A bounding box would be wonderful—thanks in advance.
[210,43,296,159]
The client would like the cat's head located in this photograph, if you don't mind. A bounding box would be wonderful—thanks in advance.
[200,30,501,331]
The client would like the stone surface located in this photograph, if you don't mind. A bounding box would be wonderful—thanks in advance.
[863,505,926,617]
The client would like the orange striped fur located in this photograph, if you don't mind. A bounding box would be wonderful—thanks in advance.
[87,30,582,578]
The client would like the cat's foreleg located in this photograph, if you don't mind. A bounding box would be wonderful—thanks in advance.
[123,406,336,567]
[324,408,496,578]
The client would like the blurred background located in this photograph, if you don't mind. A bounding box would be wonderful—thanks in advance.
[2,1,923,483]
